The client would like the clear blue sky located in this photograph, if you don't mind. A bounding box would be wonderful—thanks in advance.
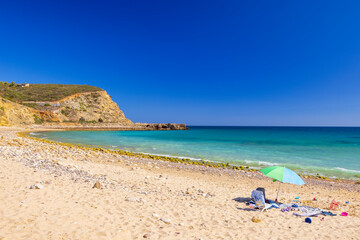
[0,1,360,126]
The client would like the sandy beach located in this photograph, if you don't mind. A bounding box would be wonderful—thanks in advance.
[0,127,359,240]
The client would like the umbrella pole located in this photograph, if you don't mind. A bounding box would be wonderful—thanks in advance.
[275,181,281,202]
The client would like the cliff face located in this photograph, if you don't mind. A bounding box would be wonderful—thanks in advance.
[0,97,38,126]
[53,91,132,124]
[0,91,132,126]
[0,87,187,130]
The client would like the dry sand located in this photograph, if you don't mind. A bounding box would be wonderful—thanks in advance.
[0,127,359,240]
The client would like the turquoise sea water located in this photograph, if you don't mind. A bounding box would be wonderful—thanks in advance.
[32,127,360,179]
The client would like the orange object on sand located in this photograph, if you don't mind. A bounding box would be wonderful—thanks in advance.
[330,199,340,210]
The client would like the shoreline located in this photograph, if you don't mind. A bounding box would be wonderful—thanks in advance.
[6,127,360,190]
[24,122,189,131]
[1,126,360,239]
[23,128,360,182]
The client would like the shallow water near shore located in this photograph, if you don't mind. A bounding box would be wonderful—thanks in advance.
[33,126,360,179]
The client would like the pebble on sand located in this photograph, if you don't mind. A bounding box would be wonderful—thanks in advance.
[28,184,43,189]
[160,218,171,224]
[126,197,141,202]
[92,182,102,189]
[143,233,151,238]
[251,216,261,223]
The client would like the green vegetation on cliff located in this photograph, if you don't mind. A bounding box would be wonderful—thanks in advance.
[0,82,102,102]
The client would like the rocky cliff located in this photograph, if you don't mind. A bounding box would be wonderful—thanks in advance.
[0,97,38,126]
[49,91,132,124]
[0,90,132,126]
[0,86,187,130]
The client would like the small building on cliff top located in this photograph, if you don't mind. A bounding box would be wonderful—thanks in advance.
[17,83,30,87]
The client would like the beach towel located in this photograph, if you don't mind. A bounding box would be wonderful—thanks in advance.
[293,211,322,217]
[299,206,321,213]
[279,203,294,208]
[271,203,279,208]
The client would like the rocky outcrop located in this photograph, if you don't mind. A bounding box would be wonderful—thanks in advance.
[18,91,132,125]
[0,91,132,126]
[54,91,132,124]
[135,123,188,130]
[0,87,187,130]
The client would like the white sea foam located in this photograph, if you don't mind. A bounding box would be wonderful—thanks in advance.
[258,161,280,166]
[334,167,360,173]
[30,132,41,136]
[244,160,279,166]
[137,152,207,161]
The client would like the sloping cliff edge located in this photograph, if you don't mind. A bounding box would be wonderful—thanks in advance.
[0,90,187,130]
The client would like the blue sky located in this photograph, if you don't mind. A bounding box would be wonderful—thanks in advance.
[0,1,360,126]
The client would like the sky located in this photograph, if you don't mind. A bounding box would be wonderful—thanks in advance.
[0,1,360,126]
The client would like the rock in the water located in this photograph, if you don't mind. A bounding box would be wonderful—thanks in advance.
[92,182,102,189]
[251,216,261,223]
[160,218,171,224]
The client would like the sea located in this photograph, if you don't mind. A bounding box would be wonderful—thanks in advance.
[31,126,360,179]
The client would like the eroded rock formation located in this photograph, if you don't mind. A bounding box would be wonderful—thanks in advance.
[54,91,132,124]
[135,123,189,130]
[0,91,131,126]
[0,89,187,130]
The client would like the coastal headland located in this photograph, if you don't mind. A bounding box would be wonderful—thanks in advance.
[0,83,188,130]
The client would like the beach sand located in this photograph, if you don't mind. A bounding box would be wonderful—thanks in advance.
[0,127,359,240]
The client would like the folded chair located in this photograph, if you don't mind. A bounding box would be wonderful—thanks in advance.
[251,190,273,212]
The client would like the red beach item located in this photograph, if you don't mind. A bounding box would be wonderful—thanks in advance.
[341,212,348,216]
[329,199,340,210]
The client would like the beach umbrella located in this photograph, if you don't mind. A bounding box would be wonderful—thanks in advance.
[260,166,305,201]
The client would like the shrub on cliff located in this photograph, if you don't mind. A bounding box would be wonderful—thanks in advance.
[79,117,86,123]
[0,83,103,103]
[61,109,70,116]
[33,114,44,124]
